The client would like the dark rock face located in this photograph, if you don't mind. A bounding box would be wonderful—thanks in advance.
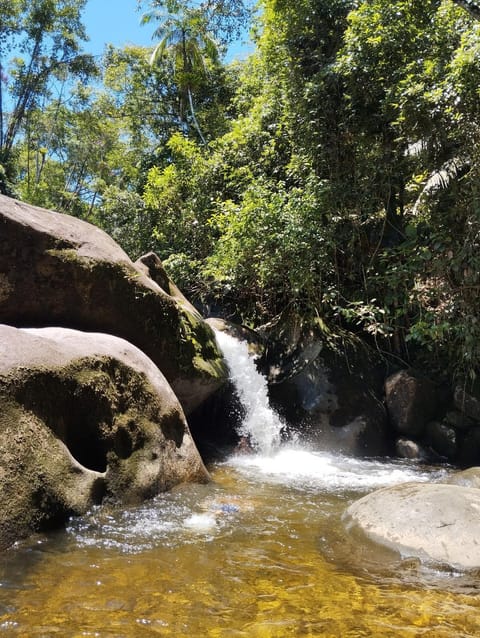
[458,427,480,467]
[424,421,457,460]
[188,380,246,461]
[384,370,440,437]
[258,316,391,457]
[0,325,209,550]
[454,386,480,422]
[384,372,480,465]
[0,195,227,415]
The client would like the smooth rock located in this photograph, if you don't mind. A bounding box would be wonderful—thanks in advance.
[395,437,429,461]
[0,325,209,550]
[0,195,227,414]
[344,482,480,571]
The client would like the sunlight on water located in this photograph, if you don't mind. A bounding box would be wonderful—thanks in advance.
[0,333,477,637]
[183,512,218,532]
[229,446,448,492]
[214,329,284,454]
[1,458,480,638]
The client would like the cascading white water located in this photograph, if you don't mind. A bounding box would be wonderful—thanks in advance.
[214,329,283,455]
[213,329,449,490]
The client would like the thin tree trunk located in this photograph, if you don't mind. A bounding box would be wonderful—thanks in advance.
[187,87,206,145]
[0,58,4,152]
[88,190,98,219]
[4,36,42,155]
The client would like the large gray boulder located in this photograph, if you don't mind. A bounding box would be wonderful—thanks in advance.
[0,195,227,414]
[0,325,209,550]
[343,482,480,571]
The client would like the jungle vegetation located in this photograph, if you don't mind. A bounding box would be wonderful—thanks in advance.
[2,0,480,383]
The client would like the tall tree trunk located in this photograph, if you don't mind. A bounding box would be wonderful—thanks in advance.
[0,58,4,152]
[187,87,206,145]
[4,36,42,156]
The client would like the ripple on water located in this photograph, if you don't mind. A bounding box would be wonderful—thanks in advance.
[64,449,450,560]
[66,482,248,553]
[2,454,480,638]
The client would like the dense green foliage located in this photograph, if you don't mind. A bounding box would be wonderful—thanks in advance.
[0,0,97,194]
[3,0,480,382]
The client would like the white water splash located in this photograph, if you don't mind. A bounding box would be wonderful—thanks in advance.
[229,447,448,493]
[214,330,283,455]
[213,329,450,494]
[183,513,217,532]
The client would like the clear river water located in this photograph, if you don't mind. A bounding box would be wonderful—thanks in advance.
[1,332,480,637]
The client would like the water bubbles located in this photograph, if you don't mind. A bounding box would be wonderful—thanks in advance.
[228,446,448,493]
[183,513,217,531]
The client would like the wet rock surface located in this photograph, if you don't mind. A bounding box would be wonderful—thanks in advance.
[0,325,209,550]
[344,481,480,571]
[258,315,391,457]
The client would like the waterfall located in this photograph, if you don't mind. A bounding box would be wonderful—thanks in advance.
[214,330,283,455]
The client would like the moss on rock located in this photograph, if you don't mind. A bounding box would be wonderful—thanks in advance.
[0,195,228,414]
[0,325,210,550]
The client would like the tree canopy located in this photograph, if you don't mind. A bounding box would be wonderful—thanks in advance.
[0,0,97,193]
[4,0,480,384]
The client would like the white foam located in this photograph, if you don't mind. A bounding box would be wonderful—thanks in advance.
[214,330,283,454]
[183,513,217,531]
[228,447,446,492]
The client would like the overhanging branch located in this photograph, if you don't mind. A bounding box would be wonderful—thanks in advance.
[452,0,480,20]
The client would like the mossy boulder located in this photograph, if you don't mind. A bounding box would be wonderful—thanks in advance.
[0,195,227,414]
[0,325,209,550]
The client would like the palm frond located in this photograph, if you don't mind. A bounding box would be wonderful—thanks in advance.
[412,156,470,215]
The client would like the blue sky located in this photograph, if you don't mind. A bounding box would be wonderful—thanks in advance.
[83,0,152,56]
[82,0,254,60]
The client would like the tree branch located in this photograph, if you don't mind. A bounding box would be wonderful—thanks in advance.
[452,0,480,20]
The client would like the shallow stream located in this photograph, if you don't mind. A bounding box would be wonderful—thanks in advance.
[2,449,480,637]
[2,332,480,637]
